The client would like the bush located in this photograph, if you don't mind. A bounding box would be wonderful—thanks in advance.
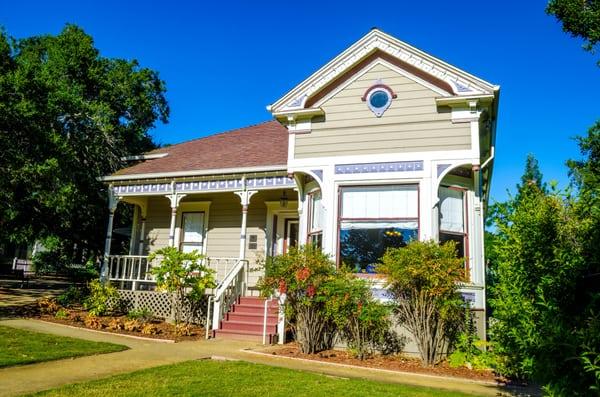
[37,297,60,314]
[149,247,216,325]
[258,246,337,354]
[57,285,88,307]
[322,274,392,360]
[127,308,154,321]
[54,308,69,320]
[378,240,467,367]
[83,279,120,316]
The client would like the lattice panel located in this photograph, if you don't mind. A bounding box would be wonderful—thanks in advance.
[117,290,210,326]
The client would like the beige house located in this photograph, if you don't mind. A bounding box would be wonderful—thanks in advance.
[101,29,499,341]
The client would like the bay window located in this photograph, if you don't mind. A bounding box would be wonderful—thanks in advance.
[338,185,419,273]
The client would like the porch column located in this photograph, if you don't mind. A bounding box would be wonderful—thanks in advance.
[234,188,257,260]
[138,215,147,255]
[100,186,120,282]
[166,191,187,248]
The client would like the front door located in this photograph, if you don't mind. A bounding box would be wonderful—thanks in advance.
[284,219,299,254]
[179,212,205,253]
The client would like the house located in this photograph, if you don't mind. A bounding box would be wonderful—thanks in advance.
[100,28,499,342]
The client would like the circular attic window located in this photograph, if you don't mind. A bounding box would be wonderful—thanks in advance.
[362,84,396,117]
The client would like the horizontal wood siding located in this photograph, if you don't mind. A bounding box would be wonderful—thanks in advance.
[144,197,171,252]
[295,63,471,158]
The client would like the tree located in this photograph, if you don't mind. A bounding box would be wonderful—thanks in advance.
[516,153,547,200]
[547,0,600,64]
[0,24,168,266]
[378,240,467,367]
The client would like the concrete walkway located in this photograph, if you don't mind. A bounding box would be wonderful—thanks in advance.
[0,319,527,397]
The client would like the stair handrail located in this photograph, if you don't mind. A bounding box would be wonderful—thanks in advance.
[211,258,249,331]
[262,295,274,345]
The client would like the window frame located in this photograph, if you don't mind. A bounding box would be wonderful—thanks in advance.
[336,183,420,270]
[438,185,469,272]
[179,211,206,254]
[307,189,324,249]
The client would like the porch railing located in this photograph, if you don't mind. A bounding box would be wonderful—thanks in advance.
[210,259,249,331]
[107,255,239,288]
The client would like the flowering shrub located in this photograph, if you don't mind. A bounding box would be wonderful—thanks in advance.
[84,279,120,316]
[258,246,336,354]
[321,274,393,360]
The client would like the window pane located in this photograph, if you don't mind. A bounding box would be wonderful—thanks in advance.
[341,185,418,219]
[310,191,324,232]
[439,232,465,258]
[309,233,322,249]
[339,222,418,273]
[182,213,204,243]
[439,187,464,232]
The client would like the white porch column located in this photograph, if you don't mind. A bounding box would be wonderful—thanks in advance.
[138,215,147,255]
[166,191,186,248]
[101,186,120,282]
[234,188,257,260]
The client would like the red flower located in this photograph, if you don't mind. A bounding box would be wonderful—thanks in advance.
[306,285,316,297]
[295,267,311,282]
[278,279,287,294]
[357,301,363,314]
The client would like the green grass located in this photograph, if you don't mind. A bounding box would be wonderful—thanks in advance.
[0,325,127,367]
[30,360,478,397]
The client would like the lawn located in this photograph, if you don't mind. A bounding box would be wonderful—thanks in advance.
[0,325,127,367]
[30,359,479,397]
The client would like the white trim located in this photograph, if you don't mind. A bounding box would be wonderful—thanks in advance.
[101,165,288,182]
[269,29,497,113]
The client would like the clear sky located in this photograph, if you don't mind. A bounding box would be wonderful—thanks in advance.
[2,0,599,203]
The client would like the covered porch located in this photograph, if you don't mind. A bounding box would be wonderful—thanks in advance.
[101,173,300,291]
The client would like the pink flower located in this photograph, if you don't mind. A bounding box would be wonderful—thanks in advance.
[306,285,316,297]
[295,267,311,282]
[278,279,287,294]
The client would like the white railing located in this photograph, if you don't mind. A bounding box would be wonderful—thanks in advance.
[210,259,249,331]
[204,257,239,284]
[107,255,153,283]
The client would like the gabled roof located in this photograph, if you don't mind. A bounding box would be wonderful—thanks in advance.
[268,28,499,114]
[106,120,288,180]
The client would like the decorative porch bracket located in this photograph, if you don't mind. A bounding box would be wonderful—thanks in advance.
[165,188,187,248]
[234,186,257,260]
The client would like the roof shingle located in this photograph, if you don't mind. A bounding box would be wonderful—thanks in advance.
[114,120,288,177]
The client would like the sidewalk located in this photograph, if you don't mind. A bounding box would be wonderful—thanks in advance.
[0,319,519,397]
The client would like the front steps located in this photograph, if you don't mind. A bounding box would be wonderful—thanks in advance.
[212,296,279,342]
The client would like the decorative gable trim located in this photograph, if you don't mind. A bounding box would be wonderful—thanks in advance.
[269,29,497,114]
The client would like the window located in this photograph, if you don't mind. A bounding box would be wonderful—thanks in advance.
[308,190,324,249]
[180,212,204,253]
[338,185,419,273]
[439,186,467,260]
[362,84,396,117]
[248,235,258,250]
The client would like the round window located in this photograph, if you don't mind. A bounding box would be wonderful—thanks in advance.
[369,90,390,109]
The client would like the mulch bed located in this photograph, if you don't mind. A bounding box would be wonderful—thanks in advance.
[37,308,206,342]
[263,343,500,383]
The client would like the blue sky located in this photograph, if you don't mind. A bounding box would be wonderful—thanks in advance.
[2,1,599,202]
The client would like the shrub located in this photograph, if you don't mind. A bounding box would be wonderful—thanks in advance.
[149,247,216,325]
[37,297,60,314]
[83,279,120,316]
[258,246,337,354]
[141,323,160,335]
[124,319,142,332]
[54,308,69,320]
[322,274,392,360]
[84,314,103,329]
[57,285,88,307]
[107,318,123,331]
[127,308,154,321]
[378,240,467,367]
[174,323,194,336]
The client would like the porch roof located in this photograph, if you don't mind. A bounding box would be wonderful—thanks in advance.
[109,120,288,180]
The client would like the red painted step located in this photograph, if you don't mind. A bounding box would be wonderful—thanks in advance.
[212,296,280,342]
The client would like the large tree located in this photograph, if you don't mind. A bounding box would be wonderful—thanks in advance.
[0,25,168,263]
[547,0,600,64]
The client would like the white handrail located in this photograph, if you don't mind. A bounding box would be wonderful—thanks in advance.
[211,259,249,331]
[262,296,274,345]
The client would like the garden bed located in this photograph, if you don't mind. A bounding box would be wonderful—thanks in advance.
[262,343,499,383]
[37,307,205,342]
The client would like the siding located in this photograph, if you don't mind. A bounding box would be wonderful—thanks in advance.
[144,197,171,252]
[295,63,471,158]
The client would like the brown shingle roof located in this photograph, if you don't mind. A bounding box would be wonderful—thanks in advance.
[113,120,288,177]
